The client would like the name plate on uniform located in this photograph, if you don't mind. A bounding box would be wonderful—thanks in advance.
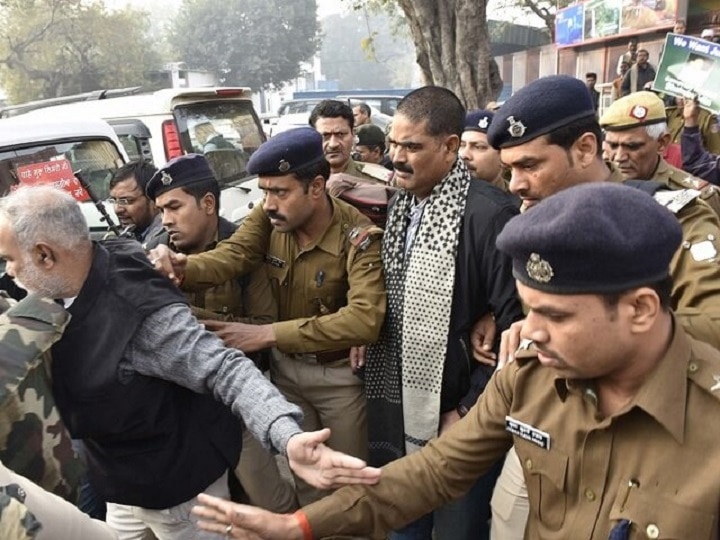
[264,255,286,268]
[505,416,551,450]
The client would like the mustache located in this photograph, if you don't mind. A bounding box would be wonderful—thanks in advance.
[393,162,414,174]
[266,211,287,222]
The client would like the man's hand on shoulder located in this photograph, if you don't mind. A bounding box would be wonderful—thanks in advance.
[286,428,381,490]
[147,244,187,286]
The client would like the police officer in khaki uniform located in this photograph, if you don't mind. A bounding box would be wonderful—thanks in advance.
[194,183,720,540]
[600,91,720,218]
[309,99,390,184]
[469,75,720,540]
[145,154,296,515]
[666,97,720,155]
[149,127,386,506]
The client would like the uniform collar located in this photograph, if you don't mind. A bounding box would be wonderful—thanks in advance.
[296,197,345,258]
[553,316,689,443]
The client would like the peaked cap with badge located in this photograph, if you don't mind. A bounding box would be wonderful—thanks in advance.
[247,127,326,176]
[146,153,217,200]
[600,91,667,131]
[496,183,682,294]
[464,109,495,134]
[487,75,596,149]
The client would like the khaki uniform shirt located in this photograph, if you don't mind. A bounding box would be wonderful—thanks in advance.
[651,158,720,218]
[304,321,720,540]
[344,159,390,185]
[667,106,720,155]
[183,198,385,353]
[182,231,275,325]
[606,168,720,349]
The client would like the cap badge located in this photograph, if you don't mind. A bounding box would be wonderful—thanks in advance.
[478,116,489,129]
[353,135,360,145]
[507,116,527,138]
[630,105,648,121]
[526,253,554,283]
[160,171,173,186]
[278,159,290,173]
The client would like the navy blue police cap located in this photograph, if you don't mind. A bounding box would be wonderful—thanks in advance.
[488,75,596,149]
[496,183,682,294]
[146,153,216,200]
[465,109,495,134]
[247,127,325,176]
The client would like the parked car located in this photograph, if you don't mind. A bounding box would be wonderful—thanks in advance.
[17,87,266,223]
[336,94,404,116]
[0,116,128,239]
[267,98,391,137]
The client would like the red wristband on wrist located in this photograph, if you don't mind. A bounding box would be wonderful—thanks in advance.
[293,510,313,540]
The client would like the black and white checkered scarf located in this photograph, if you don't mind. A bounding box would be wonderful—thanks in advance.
[365,158,469,466]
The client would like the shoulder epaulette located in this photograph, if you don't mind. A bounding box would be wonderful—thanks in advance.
[347,225,382,252]
[357,162,393,183]
[653,189,700,214]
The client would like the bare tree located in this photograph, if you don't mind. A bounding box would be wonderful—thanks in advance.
[351,0,503,108]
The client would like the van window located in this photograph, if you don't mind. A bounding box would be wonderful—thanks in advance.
[0,139,124,201]
[173,101,265,187]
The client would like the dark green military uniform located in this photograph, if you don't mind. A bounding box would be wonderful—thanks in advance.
[0,295,83,502]
[667,105,720,155]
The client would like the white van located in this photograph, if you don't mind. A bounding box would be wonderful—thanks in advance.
[20,87,266,222]
[0,116,128,238]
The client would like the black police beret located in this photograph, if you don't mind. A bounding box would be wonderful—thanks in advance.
[496,183,682,294]
[247,127,325,176]
[488,75,596,149]
[465,109,494,134]
[146,154,217,200]
[355,124,386,146]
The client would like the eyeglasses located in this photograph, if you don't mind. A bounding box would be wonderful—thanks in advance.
[106,197,138,207]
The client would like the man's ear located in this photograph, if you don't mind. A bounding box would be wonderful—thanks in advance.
[35,244,56,268]
[656,132,672,154]
[573,132,599,168]
[445,134,461,155]
[624,287,661,334]
[311,175,326,197]
[202,193,217,215]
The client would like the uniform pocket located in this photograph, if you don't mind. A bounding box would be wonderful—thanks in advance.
[608,482,715,539]
[519,444,568,531]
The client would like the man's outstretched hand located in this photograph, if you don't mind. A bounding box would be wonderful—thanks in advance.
[193,494,302,539]
[286,428,381,489]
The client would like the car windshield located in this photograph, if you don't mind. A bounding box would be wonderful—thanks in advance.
[0,138,124,201]
[174,101,265,188]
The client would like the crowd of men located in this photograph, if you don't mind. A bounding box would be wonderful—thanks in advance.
[2,56,720,540]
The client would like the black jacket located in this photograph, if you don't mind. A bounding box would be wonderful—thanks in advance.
[51,240,242,508]
[440,181,523,412]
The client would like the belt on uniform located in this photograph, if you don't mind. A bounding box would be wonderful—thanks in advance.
[286,349,350,364]
[315,348,351,364]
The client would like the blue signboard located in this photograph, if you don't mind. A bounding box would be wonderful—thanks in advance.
[556,4,585,47]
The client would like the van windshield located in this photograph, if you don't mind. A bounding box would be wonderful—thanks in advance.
[174,101,265,188]
[0,139,123,201]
